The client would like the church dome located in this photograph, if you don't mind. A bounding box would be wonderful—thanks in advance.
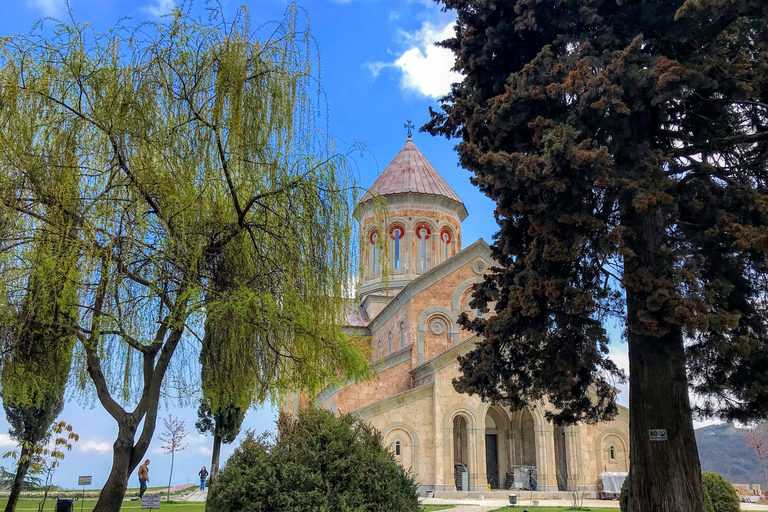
[359,136,465,211]
[355,134,468,317]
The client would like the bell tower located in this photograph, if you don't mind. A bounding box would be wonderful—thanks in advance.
[354,132,468,320]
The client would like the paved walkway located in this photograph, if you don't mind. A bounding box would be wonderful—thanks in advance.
[178,487,208,502]
[420,497,768,511]
[164,488,768,509]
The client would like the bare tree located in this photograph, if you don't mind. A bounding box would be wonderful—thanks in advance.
[159,416,188,502]
[556,456,594,509]
[745,422,768,492]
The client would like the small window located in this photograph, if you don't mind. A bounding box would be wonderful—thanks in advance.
[391,227,404,270]
[610,446,616,460]
[441,229,451,262]
[371,232,379,273]
[399,322,405,349]
[387,331,393,354]
[417,226,430,269]
[395,441,401,456]
[377,339,383,360]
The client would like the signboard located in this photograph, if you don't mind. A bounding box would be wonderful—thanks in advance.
[77,476,92,486]
[141,495,161,509]
[649,429,668,441]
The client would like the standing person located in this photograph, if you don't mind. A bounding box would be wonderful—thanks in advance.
[198,466,208,491]
[138,459,150,499]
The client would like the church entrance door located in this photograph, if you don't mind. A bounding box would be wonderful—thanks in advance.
[485,434,498,489]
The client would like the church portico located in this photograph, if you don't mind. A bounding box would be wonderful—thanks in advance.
[283,132,629,496]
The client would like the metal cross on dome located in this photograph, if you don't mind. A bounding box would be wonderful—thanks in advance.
[404,120,415,138]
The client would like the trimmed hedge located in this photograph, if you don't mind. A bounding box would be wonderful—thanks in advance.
[620,474,714,512]
[207,408,420,512]
[702,472,739,512]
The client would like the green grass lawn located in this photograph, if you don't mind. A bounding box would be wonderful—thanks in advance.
[0,499,206,511]
[3,500,457,511]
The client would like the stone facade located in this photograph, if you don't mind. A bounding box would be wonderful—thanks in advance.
[282,136,630,494]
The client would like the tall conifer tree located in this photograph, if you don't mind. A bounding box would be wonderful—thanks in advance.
[426,1,768,511]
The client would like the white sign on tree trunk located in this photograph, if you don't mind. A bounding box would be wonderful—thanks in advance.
[649,429,668,441]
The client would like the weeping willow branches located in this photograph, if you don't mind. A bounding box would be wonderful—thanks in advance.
[0,4,367,507]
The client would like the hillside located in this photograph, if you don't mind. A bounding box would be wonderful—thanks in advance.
[695,423,766,487]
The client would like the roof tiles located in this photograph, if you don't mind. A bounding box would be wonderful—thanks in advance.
[360,137,463,204]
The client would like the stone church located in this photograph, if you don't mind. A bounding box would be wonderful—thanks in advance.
[283,134,629,495]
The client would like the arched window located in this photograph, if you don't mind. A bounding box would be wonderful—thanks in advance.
[387,331,393,354]
[377,339,383,360]
[472,295,483,318]
[610,445,616,460]
[395,441,401,456]
[370,231,379,273]
[417,226,430,270]
[390,226,404,270]
[399,321,405,348]
[441,229,451,262]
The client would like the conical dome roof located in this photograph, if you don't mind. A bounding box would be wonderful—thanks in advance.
[360,136,464,205]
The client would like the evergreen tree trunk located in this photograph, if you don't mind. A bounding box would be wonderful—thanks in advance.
[624,208,706,512]
[211,435,222,481]
[4,445,31,512]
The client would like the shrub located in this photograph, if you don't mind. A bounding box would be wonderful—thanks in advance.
[207,407,420,512]
[619,476,628,512]
[702,472,739,512]
[620,475,714,512]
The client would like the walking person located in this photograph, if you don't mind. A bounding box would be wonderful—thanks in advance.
[198,466,209,491]
[138,459,150,499]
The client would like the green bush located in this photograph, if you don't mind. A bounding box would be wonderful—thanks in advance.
[207,407,420,512]
[620,475,714,512]
[702,472,739,512]
[619,476,628,512]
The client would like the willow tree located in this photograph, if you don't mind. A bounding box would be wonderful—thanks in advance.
[0,140,79,512]
[426,1,768,511]
[0,5,369,511]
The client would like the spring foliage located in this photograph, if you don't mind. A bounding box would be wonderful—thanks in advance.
[0,4,368,408]
[701,473,738,512]
[207,408,421,512]
[0,5,369,508]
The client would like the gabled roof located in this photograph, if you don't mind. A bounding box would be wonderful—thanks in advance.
[359,136,464,204]
[349,238,494,332]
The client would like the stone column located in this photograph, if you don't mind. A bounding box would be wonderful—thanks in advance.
[535,425,559,491]
[472,426,486,491]
[441,424,453,492]
[564,425,584,490]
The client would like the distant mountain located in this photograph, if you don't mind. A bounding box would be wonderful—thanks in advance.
[695,423,766,487]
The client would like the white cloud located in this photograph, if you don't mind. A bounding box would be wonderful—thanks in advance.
[144,0,175,18]
[198,446,212,456]
[80,440,112,454]
[0,433,17,448]
[368,19,461,99]
[26,0,65,17]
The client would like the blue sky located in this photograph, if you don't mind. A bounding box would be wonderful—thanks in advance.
[0,0,643,491]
